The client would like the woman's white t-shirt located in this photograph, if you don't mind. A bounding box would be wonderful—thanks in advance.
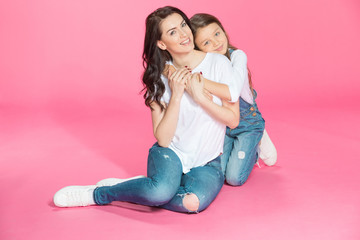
[160,52,239,173]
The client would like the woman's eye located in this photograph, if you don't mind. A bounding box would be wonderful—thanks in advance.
[170,30,176,36]
[182,22,187,27]
[215,32,220,36]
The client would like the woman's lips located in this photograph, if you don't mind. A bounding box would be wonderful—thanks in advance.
[180,38,191,45]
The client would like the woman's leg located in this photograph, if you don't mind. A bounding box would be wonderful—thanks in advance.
[160,157,224,213]
[93,143,183,206]
[225,130,263,186]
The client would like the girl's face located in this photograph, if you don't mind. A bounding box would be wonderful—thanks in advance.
[157,13,194,55]
[194,23,228,55]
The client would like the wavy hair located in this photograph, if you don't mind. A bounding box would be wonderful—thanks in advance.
[142,6,192,111]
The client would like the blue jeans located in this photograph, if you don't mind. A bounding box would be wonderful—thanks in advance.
[221,92,265,186]
[93,143,224,213]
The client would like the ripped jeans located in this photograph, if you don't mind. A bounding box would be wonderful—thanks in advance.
[221,95,265,186]
[93,143,224,213]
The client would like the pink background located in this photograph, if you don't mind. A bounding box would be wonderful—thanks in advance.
[1,0,359,239]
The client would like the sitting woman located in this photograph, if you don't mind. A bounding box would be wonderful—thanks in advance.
[53,6,240,213]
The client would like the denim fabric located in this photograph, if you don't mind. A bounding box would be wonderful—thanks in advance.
[94,143,224,213]
[220,90,265,186]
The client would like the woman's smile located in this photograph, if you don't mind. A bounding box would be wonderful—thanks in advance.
[180,38,191,46]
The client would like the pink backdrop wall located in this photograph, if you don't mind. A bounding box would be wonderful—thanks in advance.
[1,0,359,113]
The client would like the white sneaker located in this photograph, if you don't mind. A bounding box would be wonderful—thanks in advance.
[96,175,146,187]
[53,185,96,207]
[259,129,277,166]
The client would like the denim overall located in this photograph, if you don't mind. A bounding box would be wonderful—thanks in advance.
[220,88,265,186]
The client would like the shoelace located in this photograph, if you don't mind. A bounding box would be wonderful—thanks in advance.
[256,160,261,168]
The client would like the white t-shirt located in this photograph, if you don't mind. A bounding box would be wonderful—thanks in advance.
[160,52,238,173]
[230,49,254,104]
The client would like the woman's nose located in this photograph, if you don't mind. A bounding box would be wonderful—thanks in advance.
[179,29,187,38]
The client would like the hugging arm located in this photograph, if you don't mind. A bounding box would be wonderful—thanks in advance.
[166,64,232,102]
[186,73,239,129]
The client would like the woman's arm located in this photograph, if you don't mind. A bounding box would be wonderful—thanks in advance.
[151,68,191,147]
[186,73,239,129]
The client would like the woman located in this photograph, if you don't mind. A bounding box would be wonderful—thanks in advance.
[189,13,277,186]
[53,6,240,213]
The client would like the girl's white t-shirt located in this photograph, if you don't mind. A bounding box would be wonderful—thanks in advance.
[230,49,254,104]
[160,52,239,173]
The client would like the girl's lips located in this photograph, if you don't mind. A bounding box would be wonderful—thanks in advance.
[215,45,223,52]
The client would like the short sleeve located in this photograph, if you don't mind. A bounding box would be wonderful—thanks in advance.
[160,74,171,104]
[216,54,242,102]
[229,50,248,101]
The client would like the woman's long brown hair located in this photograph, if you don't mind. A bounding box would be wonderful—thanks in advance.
[142,6,192,111]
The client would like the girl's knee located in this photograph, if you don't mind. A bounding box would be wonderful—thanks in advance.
[182,193,200,212]
[226,174,248,186]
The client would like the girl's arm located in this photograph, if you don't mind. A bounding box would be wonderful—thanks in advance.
[152,68,191,147]
[186,73,239,129]
[199,50,249,102]
[203,78,231,101]
[165,64,232,101]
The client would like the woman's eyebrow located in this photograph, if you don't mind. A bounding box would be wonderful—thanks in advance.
[166,27,177,33]
[166,20,185,34]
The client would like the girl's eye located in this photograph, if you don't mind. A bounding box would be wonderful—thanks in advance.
[181,22,187,27]
[204,41,209,46]
[215,32,220,36]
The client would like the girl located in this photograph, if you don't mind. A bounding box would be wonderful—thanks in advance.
[190,13,277,186]
[53,6,240,213]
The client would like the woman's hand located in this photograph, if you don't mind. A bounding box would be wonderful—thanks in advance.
[185,73,206,104]
[168,67,191,101]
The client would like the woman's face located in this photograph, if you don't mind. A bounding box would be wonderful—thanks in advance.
[194,23,228,55]
[157,13,194,55]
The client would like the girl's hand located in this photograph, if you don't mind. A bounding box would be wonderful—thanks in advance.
[168,67,191,100]
[163,64,177,77]
[185,73,205,104]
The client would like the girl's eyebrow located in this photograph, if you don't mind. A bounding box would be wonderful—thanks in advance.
[166,20,185,34]
[212,27,221,34]
[199,27,221,44]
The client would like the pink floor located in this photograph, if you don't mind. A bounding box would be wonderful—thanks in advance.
[1,103,359,240]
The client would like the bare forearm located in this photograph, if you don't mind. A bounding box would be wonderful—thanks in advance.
[197,95,239,129]
[204,78,231,101]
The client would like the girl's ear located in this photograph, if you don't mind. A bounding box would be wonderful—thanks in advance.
[157,40,167,50]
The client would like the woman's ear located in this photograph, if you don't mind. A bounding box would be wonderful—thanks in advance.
[157,40,167,50]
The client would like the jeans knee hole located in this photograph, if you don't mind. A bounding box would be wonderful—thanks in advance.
[182,193,199,212]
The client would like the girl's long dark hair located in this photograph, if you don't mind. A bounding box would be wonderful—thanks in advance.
[142,6,192,111]
[190,13,254,95]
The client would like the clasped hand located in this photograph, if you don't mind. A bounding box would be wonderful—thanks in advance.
[167,66,209,104]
